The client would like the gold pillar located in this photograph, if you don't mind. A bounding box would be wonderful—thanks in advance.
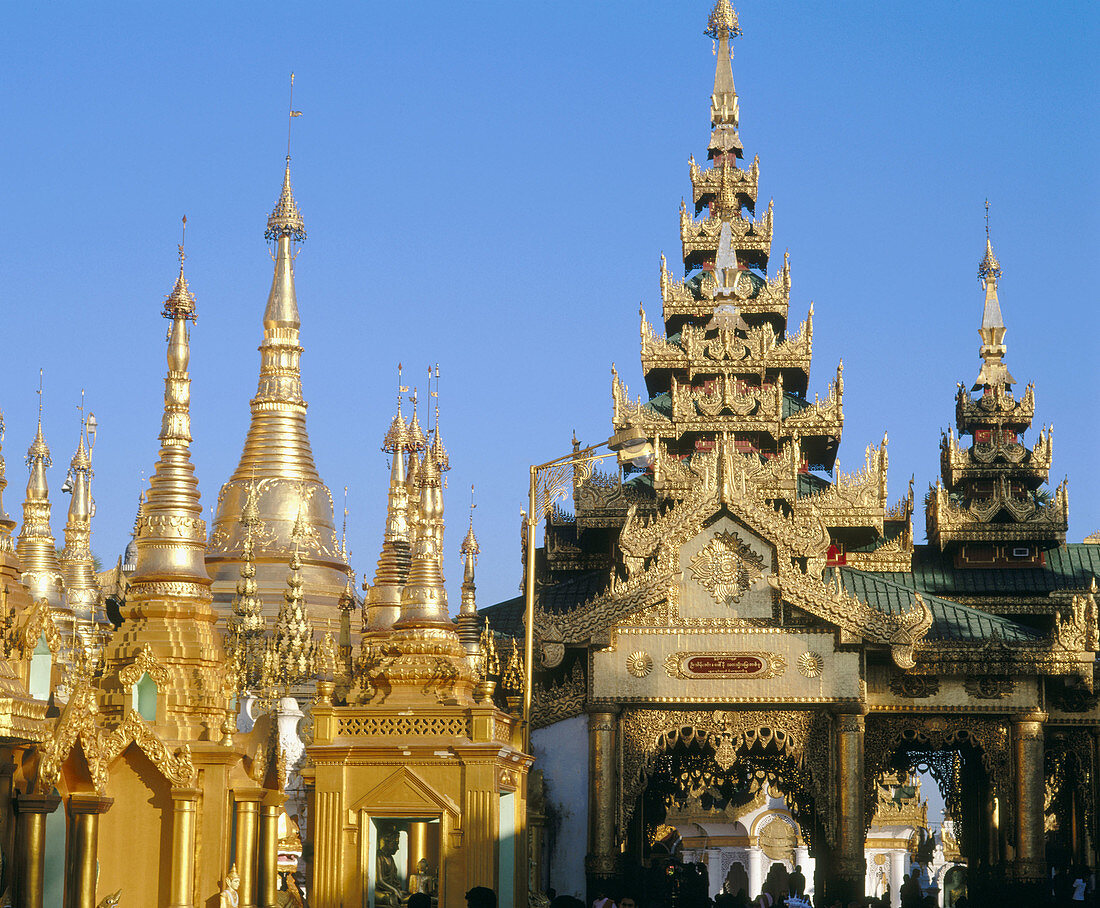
[0,757,17,887]
[169,787,198,908]
[313,789,341,908]
[234,789,265,908]
[585,706,618,887]
[257,793,285,908]
[834,712,866,896]
[64,794,113,908]
[12,792,61,908]
[1013,713,1046,883]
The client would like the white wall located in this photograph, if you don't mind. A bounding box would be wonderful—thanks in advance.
[533,713,589,898]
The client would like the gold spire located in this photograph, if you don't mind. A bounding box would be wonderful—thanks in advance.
[706,0,742,158]
[364,390,412,635]
[17,376,67,615]
[208,147,346,622]
[60,410,99,645]
[973,203,1016,391]
[457,488,480,660]
[394,427,449,630]
[429,366,449,473]
[130,221,210,590]
[0,412,15,552]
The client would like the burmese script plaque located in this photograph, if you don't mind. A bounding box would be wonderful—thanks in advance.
[663,651,786,680]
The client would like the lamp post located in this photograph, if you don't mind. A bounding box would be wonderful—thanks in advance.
[522,431,654,752]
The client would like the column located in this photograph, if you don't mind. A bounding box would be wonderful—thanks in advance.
[64,794,113,908]
[233,789,264,908]
[833,711,866,902]
[0,758,16,890]
[747,848,764,900]
[888,850,906,908]
[585,705,618,899]
[168,788,199,908]
[793,845,810,901]
[257,792,286,908]
[1013,713,1046,887]
[13,793,61,908]
[313,790,340,908]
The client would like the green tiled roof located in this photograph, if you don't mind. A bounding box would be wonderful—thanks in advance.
[647,392,672,418]
[797,472,831,499]
[834,567,1042,644]
[871,544,1100,599]
[783,391,810,418]
[482,570,610,638]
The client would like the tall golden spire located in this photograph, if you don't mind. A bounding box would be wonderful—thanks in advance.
[16,376,68,620]
[59,408,100,645]
[973,202,1016,391]
[207,130,347,625]
[364,380,412,635]
[706,0,742,160]
[101,221,225,742]
[0,411,15,553]
[456,488,481,661]
[129,218,210,589]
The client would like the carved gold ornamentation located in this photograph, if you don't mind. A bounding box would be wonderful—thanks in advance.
[532,661,586,730]
[797,652,824,678]
[889,674,940,699]
[117,645,171,688]
[625,651,653,678]
[688,530,764,606]
[963,676,1016,699]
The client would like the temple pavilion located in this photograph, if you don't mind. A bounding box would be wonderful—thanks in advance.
[485,2,1100,904]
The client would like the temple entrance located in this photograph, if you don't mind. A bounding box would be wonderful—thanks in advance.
[618,711,828,905]
[865,717,1009,901]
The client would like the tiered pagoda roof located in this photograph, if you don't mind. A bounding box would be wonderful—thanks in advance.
[537,0,906,583]
[926,230,1068,558]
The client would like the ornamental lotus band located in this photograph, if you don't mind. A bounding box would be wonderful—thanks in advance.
[0,3,1093,908]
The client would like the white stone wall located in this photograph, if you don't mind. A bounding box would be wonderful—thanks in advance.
[533,713,589,898]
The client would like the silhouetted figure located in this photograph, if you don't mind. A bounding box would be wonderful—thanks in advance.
[788,864,806,899]
[466,886,497,908]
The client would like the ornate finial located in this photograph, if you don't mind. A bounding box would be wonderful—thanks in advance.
[382,364,410,452]
[266,131,306,244]
[978,199,1002,284]
[163,216,197,321]
[973,212,1015,391]
[429,364,449,473]
[461,485,479,558]
[406,390,427,451]
[27,371,51,468]
[705,0,741,40]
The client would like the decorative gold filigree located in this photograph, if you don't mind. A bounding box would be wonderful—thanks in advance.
[797,652,824,678]
[117,645,170,688]
[688,530,765,606]
[626,651,653,678]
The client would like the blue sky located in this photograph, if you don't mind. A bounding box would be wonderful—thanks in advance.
[2,2,1097,612]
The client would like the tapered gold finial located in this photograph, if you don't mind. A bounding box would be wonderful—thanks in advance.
[163,216,197,322]
[973,206,1015,391]
[705,0,741,40]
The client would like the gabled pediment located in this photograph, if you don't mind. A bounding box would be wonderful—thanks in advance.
[350,765,459,818]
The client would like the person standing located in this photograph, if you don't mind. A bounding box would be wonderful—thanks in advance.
[788,864,806,899]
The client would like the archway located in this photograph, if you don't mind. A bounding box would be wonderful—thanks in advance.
[865,717,1010,900]
[618,709,829,903]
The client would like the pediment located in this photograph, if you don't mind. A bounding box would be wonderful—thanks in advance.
[350,766,459,818]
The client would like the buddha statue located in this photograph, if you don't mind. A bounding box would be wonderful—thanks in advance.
[375,829,406,907]
[407,857,437,899]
